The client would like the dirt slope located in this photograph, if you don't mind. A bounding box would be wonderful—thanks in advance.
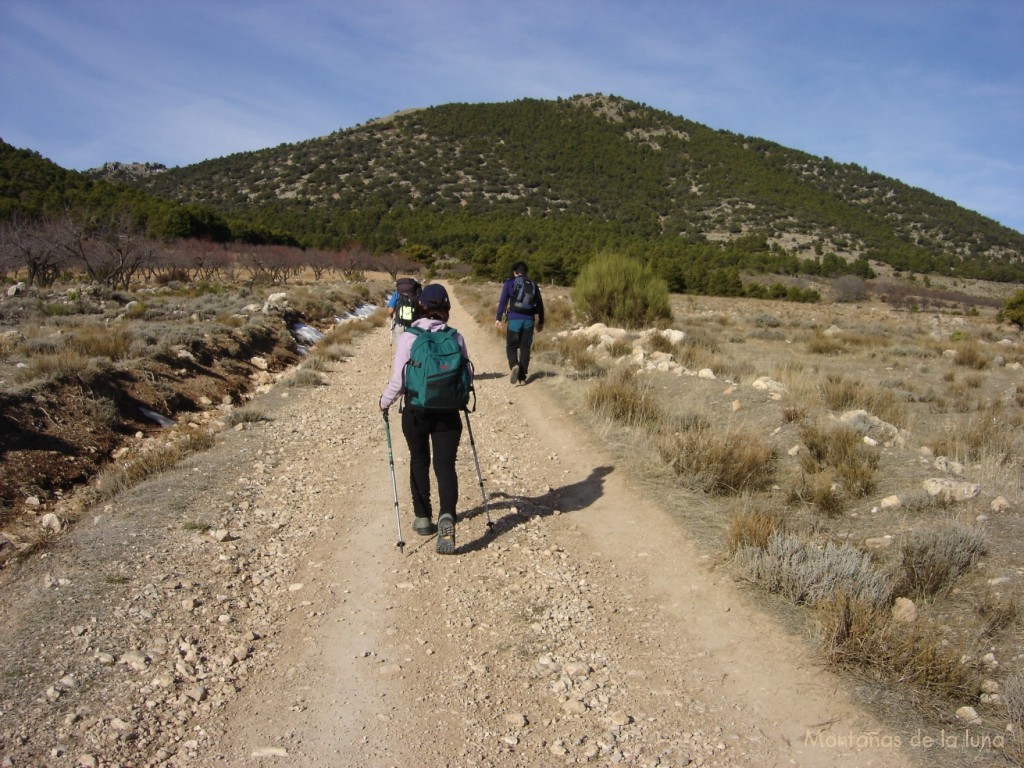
[0,285,915,767]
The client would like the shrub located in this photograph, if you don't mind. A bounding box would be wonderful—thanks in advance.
[89,431,216,504]
[820,374,906,427]
[226,407,268,426]
[833,275,868,303]
[573,252,671,329]
[283,368,326,387]
[893,524,986,599]
[798,421,879,498]
[930,401,1018,465]
[1005,670,1024,732]
[658,419,777,495]
[974,588,1019,638]
[998,288,1024,330]
[726,503,786,553]
[789,470,847,516]
[540,334,601,377]
[820,595,978,699]
[954,340,989,369]
[807,331,844,355]
[735,530,892,607]
[585,366,661,427]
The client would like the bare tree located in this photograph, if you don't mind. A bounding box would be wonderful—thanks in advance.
[376,251,421,281]
[0,215,70,287]
[832,275,869,303]
[81,211,152,289]
[306,248,339,281]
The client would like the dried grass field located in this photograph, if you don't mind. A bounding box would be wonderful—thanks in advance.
[458,279,1024,761]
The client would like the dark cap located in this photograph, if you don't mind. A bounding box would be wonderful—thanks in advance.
[417,283,450,312]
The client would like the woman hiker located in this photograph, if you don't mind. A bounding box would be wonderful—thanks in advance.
[379,283,471,554]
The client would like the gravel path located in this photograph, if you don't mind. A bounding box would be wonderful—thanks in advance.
[0,285,915,768]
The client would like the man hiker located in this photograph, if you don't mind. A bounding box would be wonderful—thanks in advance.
[388,277,421,343]
[379,283,471,555]
[495,261,544,385]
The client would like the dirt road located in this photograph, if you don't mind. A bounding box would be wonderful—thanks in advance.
[0,284,914,767]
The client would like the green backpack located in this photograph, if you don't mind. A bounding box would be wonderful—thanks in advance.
[402,326,473,411]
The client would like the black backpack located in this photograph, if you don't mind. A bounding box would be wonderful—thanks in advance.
[511,276,538,313]
[394,278,421,327]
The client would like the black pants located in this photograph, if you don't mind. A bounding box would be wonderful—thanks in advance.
[402,408,462,521]
[505,321,535,379]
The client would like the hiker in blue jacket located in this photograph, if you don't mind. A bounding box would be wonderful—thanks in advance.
[495,261,544,385]
[380,283,471,554]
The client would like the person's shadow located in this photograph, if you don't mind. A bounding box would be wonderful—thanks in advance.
[456,465,614,553]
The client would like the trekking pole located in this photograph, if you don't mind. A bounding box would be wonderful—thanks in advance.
[382,410,405,553]
[462,408,494,532]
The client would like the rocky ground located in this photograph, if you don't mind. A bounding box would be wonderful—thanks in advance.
[0,285,944,767]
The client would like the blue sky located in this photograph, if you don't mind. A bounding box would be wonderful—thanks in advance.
[1,0,1022,233]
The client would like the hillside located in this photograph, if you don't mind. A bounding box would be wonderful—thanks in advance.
[103,94,1024,283]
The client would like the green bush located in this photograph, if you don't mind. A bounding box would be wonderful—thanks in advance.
[573,252,672,329]
[999,288,1024,330]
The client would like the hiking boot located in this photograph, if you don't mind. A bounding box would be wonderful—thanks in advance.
[436,513,456,554]
[510,365,519,385]
[518,372,527,385]
[412,516,436,536]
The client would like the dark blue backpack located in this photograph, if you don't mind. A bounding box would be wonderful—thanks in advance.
[402,327,473,411]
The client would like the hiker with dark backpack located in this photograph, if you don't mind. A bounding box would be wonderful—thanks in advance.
[495,261,544,385]
[379,283,472,554]
[388,277,421,343]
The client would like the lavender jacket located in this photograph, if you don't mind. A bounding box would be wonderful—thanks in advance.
[379,318,471,409]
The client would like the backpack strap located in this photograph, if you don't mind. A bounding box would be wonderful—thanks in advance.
[398,326,425,413]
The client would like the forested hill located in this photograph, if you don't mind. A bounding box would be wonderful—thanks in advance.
[7,94,1024,286]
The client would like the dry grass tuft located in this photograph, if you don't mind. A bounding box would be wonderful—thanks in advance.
[798,421,879,498]
[225,407,268,426]
[974,588,1019,639]
[89,431,217,504]
[658,419,777,495]
[789,470,847,516]
[929,401,1019,466]
[893,524,986,599]
[585,366,661,426]
[820,374,907,427]
[283,368,327,387]
[807,331,845,355]
[726,501,786,553]
[954,340,990,369]
[539,334,602,377]
[819,595,978,699]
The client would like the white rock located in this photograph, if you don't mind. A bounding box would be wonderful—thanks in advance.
[751,376,786,393]
[504,712,528,728]
[991,496,1011,513]
[40,513,63,533]
[922,478,980,501]
[119,650,148,672]
[891,597,917,623]
[955,706,981,724]
[609,710,632,726]
[251,747,289,757]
